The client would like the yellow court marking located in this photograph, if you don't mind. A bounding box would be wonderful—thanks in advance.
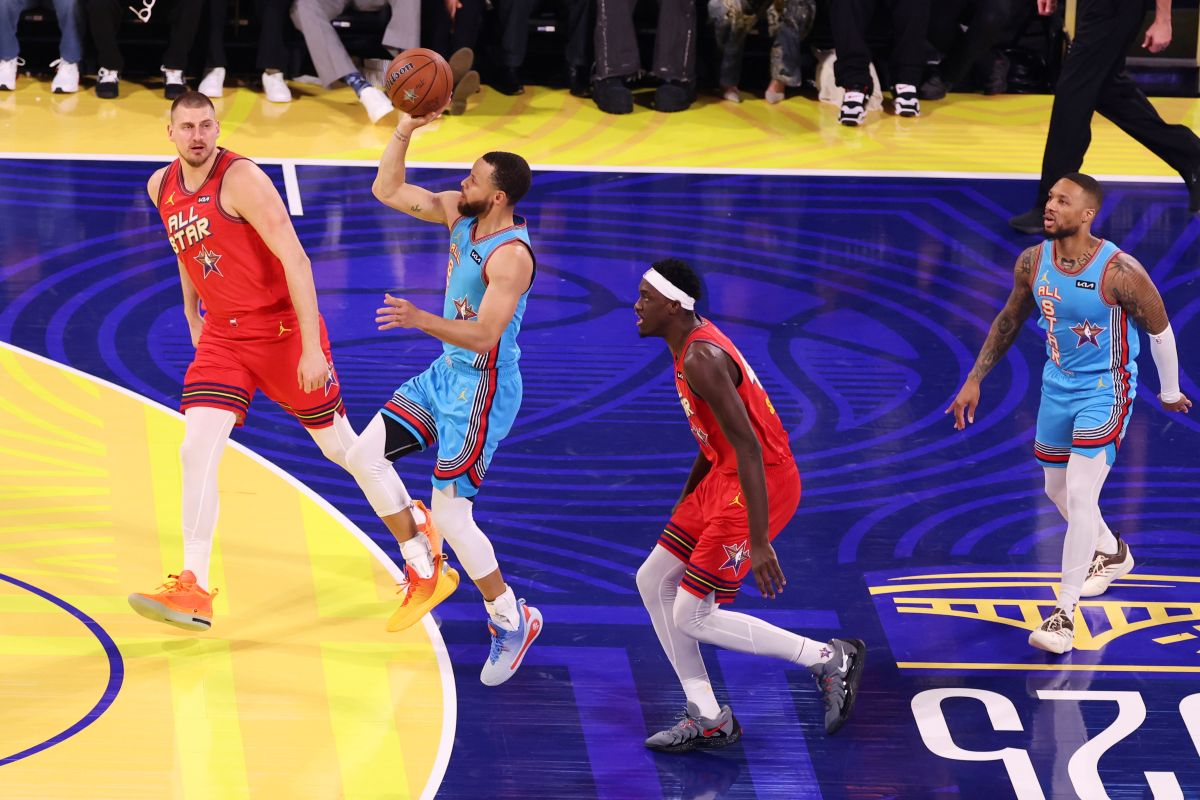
[899,662,1200,673]
[0,342,453,800]
[2,80,1200,176]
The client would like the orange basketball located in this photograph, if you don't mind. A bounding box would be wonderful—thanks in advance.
[383,48,453,116]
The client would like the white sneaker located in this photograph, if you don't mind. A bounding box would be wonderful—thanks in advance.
[198,67,225,98]
[261,70,292,103]
[161,66,186,99]
[359,85,393,123]
[839,90,866,126]
[0,57,22,91]
[1028,607,1074,654]
[893,83,920,117]
[50,59,78,93]
[1080,537,1134,597]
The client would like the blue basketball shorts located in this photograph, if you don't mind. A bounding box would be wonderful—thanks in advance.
[1034,365,1137,469]
[380,356,522,498]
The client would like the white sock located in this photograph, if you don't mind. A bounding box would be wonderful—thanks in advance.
[180,408,236,591]
[485,585,520,631]
[682,678,721,719]
[399,532,434,579]
[1058,451,1112,613]
[1095,528,1119,555]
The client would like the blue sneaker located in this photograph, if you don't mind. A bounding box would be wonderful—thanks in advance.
[480,599,542,686]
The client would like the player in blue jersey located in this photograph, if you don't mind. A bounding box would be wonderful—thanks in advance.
[340,108,541,686]
[948,172,1191,654]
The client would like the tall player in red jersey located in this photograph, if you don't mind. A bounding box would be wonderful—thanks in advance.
[634,259,866,751]
[128,92,423,631]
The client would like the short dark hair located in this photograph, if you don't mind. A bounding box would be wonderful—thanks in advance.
[170,90,216,118]
[650,258,703,304]
[1062,172,1103,210]
[481,151,531,206]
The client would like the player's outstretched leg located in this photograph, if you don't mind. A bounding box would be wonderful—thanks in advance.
[810,638,866,735]
[128,571,217,631]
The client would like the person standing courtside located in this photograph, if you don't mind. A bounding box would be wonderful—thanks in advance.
[1009,0,1200,232]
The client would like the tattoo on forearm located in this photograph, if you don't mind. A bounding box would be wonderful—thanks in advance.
[393,131,410,143]
[410,204,421,213]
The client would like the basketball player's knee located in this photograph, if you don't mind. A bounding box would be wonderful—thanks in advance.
[635,558,661,604]
[343,435,377,480]
[671,593,708,640]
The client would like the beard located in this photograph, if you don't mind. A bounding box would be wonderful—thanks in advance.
[457,196,491,218]
[180,146,212,168]
[1047,220,1080,240]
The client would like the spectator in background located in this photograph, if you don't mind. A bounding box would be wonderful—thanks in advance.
[421,0,481,113]
[0,0,83,92]
[830,0,929,126]
[196,0,294,102]
[593,0,696,114]
[709,0,814,104]
[290,0,419,123]
[1009,0,1200,231]
[477,0,592,97]
[921,0,1023,100]
[85,0,205,98]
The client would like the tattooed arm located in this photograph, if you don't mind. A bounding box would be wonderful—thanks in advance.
[1104,253,1192,412]
[946,246,1039,429]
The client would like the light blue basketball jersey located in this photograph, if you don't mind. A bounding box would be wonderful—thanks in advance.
[1033,239,1139,380]
[443,215,534,370]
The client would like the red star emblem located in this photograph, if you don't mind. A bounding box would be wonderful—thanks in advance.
[453,296,477,320]
[719,541,751,573]
[324,365,338,396]
[1070,318,1106,347]
[194,245,222,279]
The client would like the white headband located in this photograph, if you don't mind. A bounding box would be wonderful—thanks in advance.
[643,268,696,311]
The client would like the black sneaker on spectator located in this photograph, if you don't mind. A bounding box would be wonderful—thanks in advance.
[447,69,479,115]
[982,52,1009,95]
[893,84,919,117]
[490,66,524,96]
[51,59,79,93]
[839,90,866,126]
[593,76,632,114]
[448,48,473,87]
[96,67,119,99]
[918,73,948,100]
[1008,208,1045,234]
[655,80,693,113]
[162,67,187,100]
[0,57,22,90]
[568,65,590,98]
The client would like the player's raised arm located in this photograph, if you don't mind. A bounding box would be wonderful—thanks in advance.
[947,245,1040,429]
[1104,253,1192,413]
[372,111,459,227]
[682,342,784,600]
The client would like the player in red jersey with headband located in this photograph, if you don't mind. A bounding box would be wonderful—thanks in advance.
[634,258,866,751]
[128,91,434,631]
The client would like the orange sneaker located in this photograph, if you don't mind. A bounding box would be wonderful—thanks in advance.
[387,501,460,632]
[127,570,216,632]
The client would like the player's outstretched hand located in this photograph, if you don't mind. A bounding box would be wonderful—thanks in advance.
[751,541,786,600]
[398,109,444,132]
[376,293,423,330]
[297,349,329,393]
[946,380,981,430]
[1161,392,1193,413]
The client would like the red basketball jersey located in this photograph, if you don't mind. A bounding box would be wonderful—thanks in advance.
[673,320,794,473]
[156,148,292,319]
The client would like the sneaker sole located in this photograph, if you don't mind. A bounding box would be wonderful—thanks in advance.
[127,594,212,632]
[448,70,480,115]
[1080,554,1134,598]
[1028,631,1073,654]
[480,607,543,687]
[827,638,866,735]
[386,566,460,632]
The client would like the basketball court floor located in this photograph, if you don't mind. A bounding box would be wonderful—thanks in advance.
[2,80,1199,799]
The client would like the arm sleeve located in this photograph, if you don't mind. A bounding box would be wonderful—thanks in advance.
[1149,324,1182,402]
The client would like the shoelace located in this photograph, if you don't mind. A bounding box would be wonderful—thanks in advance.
[1043,610,1070,631]
[1087,553,1108,577]
[49,58,72,69]
[395,554,445,605]
[487,623,513,664]
[98,68,118,82]
[155,574,218,598]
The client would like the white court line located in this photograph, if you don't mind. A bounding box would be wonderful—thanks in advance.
[0,339,456,800]
[0,151,1191,183]
[282,160,304,216]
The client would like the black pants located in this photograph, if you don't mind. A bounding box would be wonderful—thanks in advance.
[562,0,591,69]
[1035,0,1200,204]
[422,0,485,56]
[593,0,695,82]
[203,0,290,72]
[86,0,204,72]
[831,0,929,90]
[926,0,1023,86]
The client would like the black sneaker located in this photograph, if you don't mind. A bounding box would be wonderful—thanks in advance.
[95,67,119,99]
[654,80,694,113]
[1009,207,1046,234]
[568,64,591,98]
[811,638,865,735]
[645,702,742,753]
[490,65,524,96]
[593,76,632,114]
[919,73,948,100]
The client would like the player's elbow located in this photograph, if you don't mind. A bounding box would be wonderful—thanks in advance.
[370,179,399,206]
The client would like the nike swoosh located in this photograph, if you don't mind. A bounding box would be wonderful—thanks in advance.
[703,725,725,736]
[838,651,850,673]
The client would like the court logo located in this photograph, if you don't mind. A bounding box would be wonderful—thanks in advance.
[867,567,1200,672]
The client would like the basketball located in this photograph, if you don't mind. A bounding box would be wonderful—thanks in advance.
[383,48,453,116]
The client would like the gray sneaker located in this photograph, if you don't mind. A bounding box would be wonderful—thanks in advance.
[811,638,865,735]
[645,702,742,753]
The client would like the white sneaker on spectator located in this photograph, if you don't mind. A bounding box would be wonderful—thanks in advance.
[0,57,22,90]
[96,67,119,99]
[839,90,866,126]
[50,59,78,93]
[893,84,920,117]
[198,67,225,98]
[721,86,741,104]
[162,66,187,100]
[262,70,292,103]
[359,85,393,123]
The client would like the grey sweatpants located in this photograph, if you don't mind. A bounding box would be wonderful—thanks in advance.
[290,0,419,87]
